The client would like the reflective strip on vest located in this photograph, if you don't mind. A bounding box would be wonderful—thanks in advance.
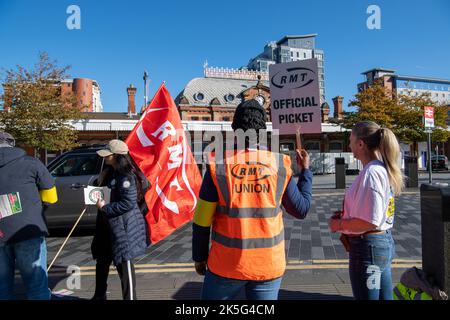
[394,283,433,300]
[211,229,285,249]
[216,206,281,218]
[207,150,292,280]
[215,162,230,207]
[211,153,287,248]
[393,287,405,300]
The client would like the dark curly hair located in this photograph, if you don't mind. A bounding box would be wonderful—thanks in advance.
[231,99,267,132]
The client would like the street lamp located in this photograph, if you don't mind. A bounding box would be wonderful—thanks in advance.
[143,71,150,107]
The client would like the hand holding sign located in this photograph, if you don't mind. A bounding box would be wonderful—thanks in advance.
[84,186,110,205]
[295,126,310,171]
[96,198,106,210]
[296,149,310,172]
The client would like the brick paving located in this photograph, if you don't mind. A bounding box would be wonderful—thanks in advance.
[12,172,438,299]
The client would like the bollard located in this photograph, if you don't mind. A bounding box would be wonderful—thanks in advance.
[404,156,418,188]
[420,183,450,294]
[335,157,346,189]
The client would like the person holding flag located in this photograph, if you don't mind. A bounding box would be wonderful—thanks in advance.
[192,99,313,300]
[94,82,199,299]
[125,83,202,245]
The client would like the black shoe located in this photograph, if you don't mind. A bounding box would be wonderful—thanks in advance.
[91,294,107,300]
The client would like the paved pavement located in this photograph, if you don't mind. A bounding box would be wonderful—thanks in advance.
[11,172,450,300]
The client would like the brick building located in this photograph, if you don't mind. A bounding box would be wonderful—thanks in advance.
[3,77,103,112]
[61,78,103,112]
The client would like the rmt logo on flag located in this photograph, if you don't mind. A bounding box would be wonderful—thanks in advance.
[126,84,202,244]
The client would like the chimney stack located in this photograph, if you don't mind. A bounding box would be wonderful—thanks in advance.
[127,84,137,114]
[332,96,344,120]
[321,102,330,123]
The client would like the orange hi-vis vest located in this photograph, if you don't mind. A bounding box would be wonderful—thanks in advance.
[208,149,293,281]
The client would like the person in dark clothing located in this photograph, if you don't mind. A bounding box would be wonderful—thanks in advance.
[0,132,58,300]
[91,139,148,300]
[90,165,114,299]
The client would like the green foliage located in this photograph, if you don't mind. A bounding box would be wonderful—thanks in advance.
[0,52,84,153]
[342,82,450,155]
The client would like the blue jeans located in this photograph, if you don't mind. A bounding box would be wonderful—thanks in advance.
[0,236,51,300]
[348,230,395,300]
[201,270,282,300]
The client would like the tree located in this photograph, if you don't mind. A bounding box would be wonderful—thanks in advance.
[342,82,450,156]
[396,90,449,155]
[344,83,402,129]
[0,52,84,156]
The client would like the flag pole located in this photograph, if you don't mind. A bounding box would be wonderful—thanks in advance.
[47,207,87,272]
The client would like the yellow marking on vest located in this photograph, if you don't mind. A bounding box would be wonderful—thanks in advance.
[40,186,58,204]
[193,199,217,227]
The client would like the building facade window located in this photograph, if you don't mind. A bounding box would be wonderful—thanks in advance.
[225,93,235,102]
[329,141,343,152]
[304,141,320,152]
[194,92,204,101]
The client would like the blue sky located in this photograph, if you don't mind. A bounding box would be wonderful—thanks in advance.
[0,0,449,113]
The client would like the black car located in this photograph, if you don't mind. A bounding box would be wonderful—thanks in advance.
[45,145,107,229]
[431,155,449,171]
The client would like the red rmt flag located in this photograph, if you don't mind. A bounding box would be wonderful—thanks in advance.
[126,83,202,244]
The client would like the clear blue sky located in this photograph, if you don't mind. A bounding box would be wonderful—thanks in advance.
[1,0,449,113]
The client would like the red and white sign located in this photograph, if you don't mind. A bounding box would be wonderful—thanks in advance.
[126,83,202,244]
[424,106,434,129]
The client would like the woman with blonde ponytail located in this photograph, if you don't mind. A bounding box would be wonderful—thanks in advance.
[329,121,404,300]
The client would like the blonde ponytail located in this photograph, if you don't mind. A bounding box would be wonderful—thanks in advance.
[378,128,405,196]
[353,121,405,196]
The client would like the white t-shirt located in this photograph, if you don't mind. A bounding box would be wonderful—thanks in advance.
[342,160,395,234]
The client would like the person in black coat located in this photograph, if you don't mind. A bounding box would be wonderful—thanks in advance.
[91,140,148,300]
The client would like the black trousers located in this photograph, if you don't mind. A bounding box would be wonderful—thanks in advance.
[94,256,137,300]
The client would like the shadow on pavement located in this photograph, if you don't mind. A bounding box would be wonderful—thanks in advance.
[171,282,352,300]
[172,282,202,300]
[10,267,88,300]
[48,264,89,300]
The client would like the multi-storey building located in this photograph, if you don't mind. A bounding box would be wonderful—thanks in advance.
[247,34,326,104]
[358,68,450,106]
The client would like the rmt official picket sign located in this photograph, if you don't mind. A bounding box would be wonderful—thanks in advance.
[269,58,322,134]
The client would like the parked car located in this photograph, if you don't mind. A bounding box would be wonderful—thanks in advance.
[431,155,449,171]
[45,145,106,229]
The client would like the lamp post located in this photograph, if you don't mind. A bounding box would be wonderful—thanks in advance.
[143,70,149,107]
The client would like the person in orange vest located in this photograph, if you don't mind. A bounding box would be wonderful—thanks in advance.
[192,99,312,300]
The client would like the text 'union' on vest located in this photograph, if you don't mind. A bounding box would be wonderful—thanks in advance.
[234,183,271,193]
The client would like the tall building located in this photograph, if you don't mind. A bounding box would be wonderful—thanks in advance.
[246,34,326,103]
[61,78,103,112]
[358,68,450,106]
